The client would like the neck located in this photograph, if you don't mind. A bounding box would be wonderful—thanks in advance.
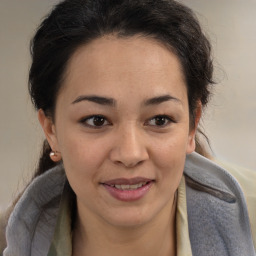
[72,194,177,256]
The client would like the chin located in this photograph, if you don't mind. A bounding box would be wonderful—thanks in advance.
[101,205,159,229]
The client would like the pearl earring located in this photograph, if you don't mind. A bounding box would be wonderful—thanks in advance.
[49,151,61,162]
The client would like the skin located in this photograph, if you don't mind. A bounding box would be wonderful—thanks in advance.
[39,35,201,256]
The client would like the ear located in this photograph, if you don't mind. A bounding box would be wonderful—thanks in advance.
[38,109,60,153]
[186,102,202,154]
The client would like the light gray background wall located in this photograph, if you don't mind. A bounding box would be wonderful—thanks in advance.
[0,0,255,210]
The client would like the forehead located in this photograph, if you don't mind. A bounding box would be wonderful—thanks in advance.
[60,35,187,102]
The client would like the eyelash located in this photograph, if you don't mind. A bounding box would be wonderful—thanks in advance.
[79,115,175,129]
[146,115,175,127]
[79,115,111,129]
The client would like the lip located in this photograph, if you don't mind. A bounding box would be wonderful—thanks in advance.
[101,177,154,202]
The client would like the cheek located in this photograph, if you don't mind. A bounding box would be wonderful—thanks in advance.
[153,129,189,164]
[150,130,189,186]
[60,136,108,204]
[59,130,107,164]
[57,132,110,186]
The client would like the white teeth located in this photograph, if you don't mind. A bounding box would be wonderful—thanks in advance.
[121,184,130,190]
[113,182,148,190]
[130,184,140,189]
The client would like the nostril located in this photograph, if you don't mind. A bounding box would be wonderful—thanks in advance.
[114,159,145,168]
[137,160,144,166]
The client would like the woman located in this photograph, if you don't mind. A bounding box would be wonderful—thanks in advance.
[2,0,256,255]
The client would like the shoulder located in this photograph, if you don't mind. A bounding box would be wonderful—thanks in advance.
[213,159,256,246]
[3,165,66,255]
[184,152,256,253]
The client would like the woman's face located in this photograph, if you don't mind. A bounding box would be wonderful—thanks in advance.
[41,36,198,228]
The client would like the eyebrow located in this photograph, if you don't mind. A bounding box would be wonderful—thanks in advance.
[72,95,116,106]
[143,94,181,106]
[71,94,181,107]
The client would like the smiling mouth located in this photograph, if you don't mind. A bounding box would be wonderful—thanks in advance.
[101,178,154,201]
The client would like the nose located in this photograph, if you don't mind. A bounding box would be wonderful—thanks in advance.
[109,125,149,168]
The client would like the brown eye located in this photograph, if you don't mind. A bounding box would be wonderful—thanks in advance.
[80,115,110,128]
[92,116,105,126]
[147,115,173,127]
[155,116,168,126]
